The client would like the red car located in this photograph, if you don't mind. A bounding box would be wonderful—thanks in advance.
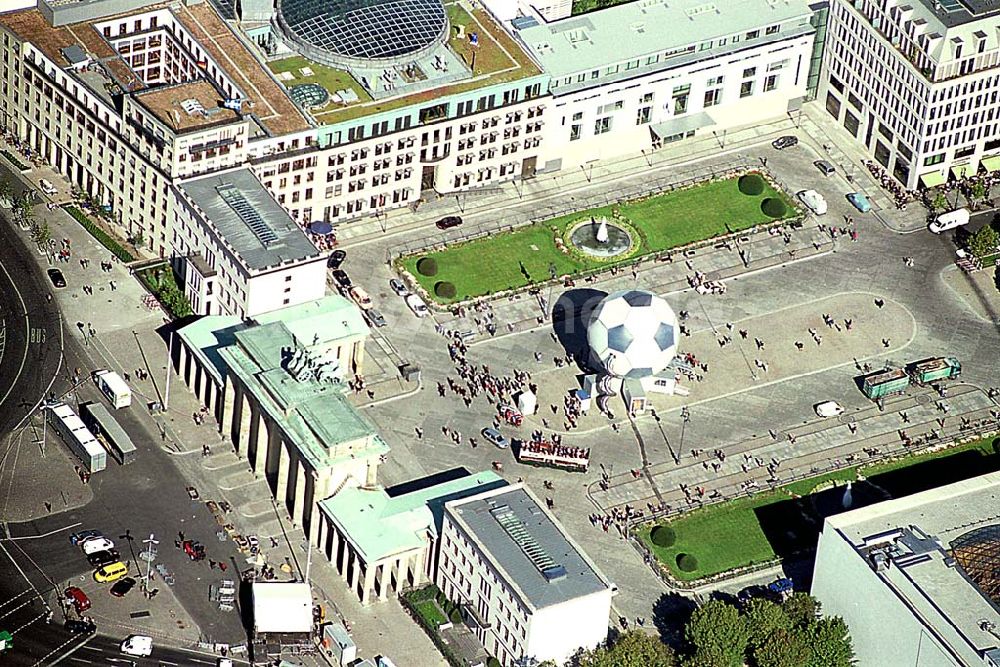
[182,540,206,561]
[64,586,91,613]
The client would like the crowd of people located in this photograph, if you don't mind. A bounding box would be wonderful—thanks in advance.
[864,159,916,209]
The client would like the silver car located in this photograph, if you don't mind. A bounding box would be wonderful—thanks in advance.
[482,427,508,448]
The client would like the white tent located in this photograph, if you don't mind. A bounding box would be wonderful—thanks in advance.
[517,389,537,415]
[252,582,313,634]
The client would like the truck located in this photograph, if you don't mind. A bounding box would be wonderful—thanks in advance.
[323,622,356,666]
[93,370,132,409]
[907,357,961,385]
[861,368,910,400]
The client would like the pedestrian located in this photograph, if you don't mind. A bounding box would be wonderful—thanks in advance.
[883,338,890,348]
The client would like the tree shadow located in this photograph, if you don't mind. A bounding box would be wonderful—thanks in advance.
[652,592,698,648]
[552,288,606,372]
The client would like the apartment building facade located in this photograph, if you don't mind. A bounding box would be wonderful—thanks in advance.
[438,485,614,667]
[819,0,1000,190]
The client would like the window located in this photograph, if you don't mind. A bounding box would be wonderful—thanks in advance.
[570,124,581,141]
[923,153,945,167]
[766,24,780,35]
[825,92,841,118]
[703,89,721,107]
[743,67,756,78]
[636,106,651,124]
[594,117,612,135]
[764,74,778,92]
[745,30,760,40]
[740,80,755,98]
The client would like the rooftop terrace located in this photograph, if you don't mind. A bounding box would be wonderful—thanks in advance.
[270,1,541,125]
[134,80,240,132]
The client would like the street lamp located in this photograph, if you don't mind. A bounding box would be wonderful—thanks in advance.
[141,533,158,594]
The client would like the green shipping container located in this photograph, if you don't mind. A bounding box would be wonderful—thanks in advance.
[862,368,910,399]
[909,357,961,384]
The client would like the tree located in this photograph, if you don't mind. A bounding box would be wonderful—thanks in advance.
[805,616,855,667]
[684,599,748,667]
[15,193,33,224]
[576,630,676,667]
[970,180,988,203]
[31,221,51,248]
[761,197,786,218]
[0,176,12,206]
[755,627,811,667]
[967,223,999,260]
[743,598,792,649]
[930,192,948,212]
[781,592,820,628]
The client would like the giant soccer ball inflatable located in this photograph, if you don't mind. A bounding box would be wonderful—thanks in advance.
[587,289,677,379]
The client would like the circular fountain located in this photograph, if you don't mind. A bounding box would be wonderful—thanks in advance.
[568,216,633,258]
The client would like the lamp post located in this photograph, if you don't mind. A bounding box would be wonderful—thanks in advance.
[142,533,158,594]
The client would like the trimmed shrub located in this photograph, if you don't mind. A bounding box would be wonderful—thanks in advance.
[487,658,502,667]
[434,281,457,299]
[650,525,676,548]
[738,173,765,196]
[449,608,463,625]
[676,553,698,572]
[761,197,787,218]
[416,256,438,276]
[64,206,135,262]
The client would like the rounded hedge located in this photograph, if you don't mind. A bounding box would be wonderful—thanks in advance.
[434,281,456,299]
[650,525,676,548]
[761,197,787,218]
[449,608,463,625]
[676,553,698,572]
[416,257,438,276]
[738,173,765,196]
[487,659,502,667]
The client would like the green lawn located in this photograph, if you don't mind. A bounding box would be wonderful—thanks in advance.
[640,435,1000,581]
[413,599,448,627]
[267,56,371,112]
[401,176,795,302]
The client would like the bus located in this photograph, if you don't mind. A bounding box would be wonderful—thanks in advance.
[80,401,137,465]
[92,370,132,409]
[48,403,106,472]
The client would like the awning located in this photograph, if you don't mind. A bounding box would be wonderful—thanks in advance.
[919,171,946,188]
[308,221,333,235]
[982,155,1000,173]
[951,163,972,180]
[650,112,716,140]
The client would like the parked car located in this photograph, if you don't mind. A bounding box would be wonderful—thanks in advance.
[81,537,115,555]
[389,278,409,296]
[120,635,153,657]
[846,192,871,212]
[482,427,508,448]
[64,587,91,614]
[929,208,971,234]
[366,309,387,328]
[814,160,836,176]
[69,530,102,546]
[327,249,346,269]
[350,286,373,310]
[47,268,66,288]
[797,189,828,215]
[94,561,128,583]
[405,294,429,318]
[110,577,137,598]
[814,401,845,418]
[38,178,57,195]
[65,619,97,635]
[435,215,463,230]
[771,135,798,150]
[332,269,352,290]
[87,549,121,568]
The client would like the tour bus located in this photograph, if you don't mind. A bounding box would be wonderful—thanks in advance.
[80,401,138,465]
[92,370,132,409]
[48,403,106,472]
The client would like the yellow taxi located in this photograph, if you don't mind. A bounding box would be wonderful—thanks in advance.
[94,561,128,583]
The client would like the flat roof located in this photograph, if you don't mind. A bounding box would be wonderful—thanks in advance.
[172,1,310,136]
[134,80,240,132]
[515,0,813,80]
[825,471,1000,659]
[252,582,313,633]
[254,295,368,349]
[180,168,320,273]
[176,314,246,383]
[320,471,506,563]
[446,484,611,610]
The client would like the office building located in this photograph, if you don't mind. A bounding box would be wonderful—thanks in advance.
[819,0,1000,190]
[812,471,1000,667]
[438,484,615,667]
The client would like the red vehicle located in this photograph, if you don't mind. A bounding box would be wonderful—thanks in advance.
[64,586,91,613]
[182,540,206,561]
[498,405,523,427]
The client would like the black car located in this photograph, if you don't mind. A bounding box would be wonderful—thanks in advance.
[327,249,346,269]
[47,268,66,288]
[771,135,799,150]
[64,619,97,635]
[110,576,136,598]
[331,269,352,290]
[87,549,120,568]
[435,215,463,230]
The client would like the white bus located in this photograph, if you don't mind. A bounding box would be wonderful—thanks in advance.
[93,370,132,409]
[48,403,106,472]
[80,401,137,465]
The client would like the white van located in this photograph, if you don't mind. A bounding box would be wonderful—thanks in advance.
[93,370,132,409]
[797,189,828,215]
[120,635,152,656]
[929,208,970,234]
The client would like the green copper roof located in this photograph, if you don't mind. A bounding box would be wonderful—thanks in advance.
[176,315,246,383]
[254,295,367,349]
[320,471,506,563]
